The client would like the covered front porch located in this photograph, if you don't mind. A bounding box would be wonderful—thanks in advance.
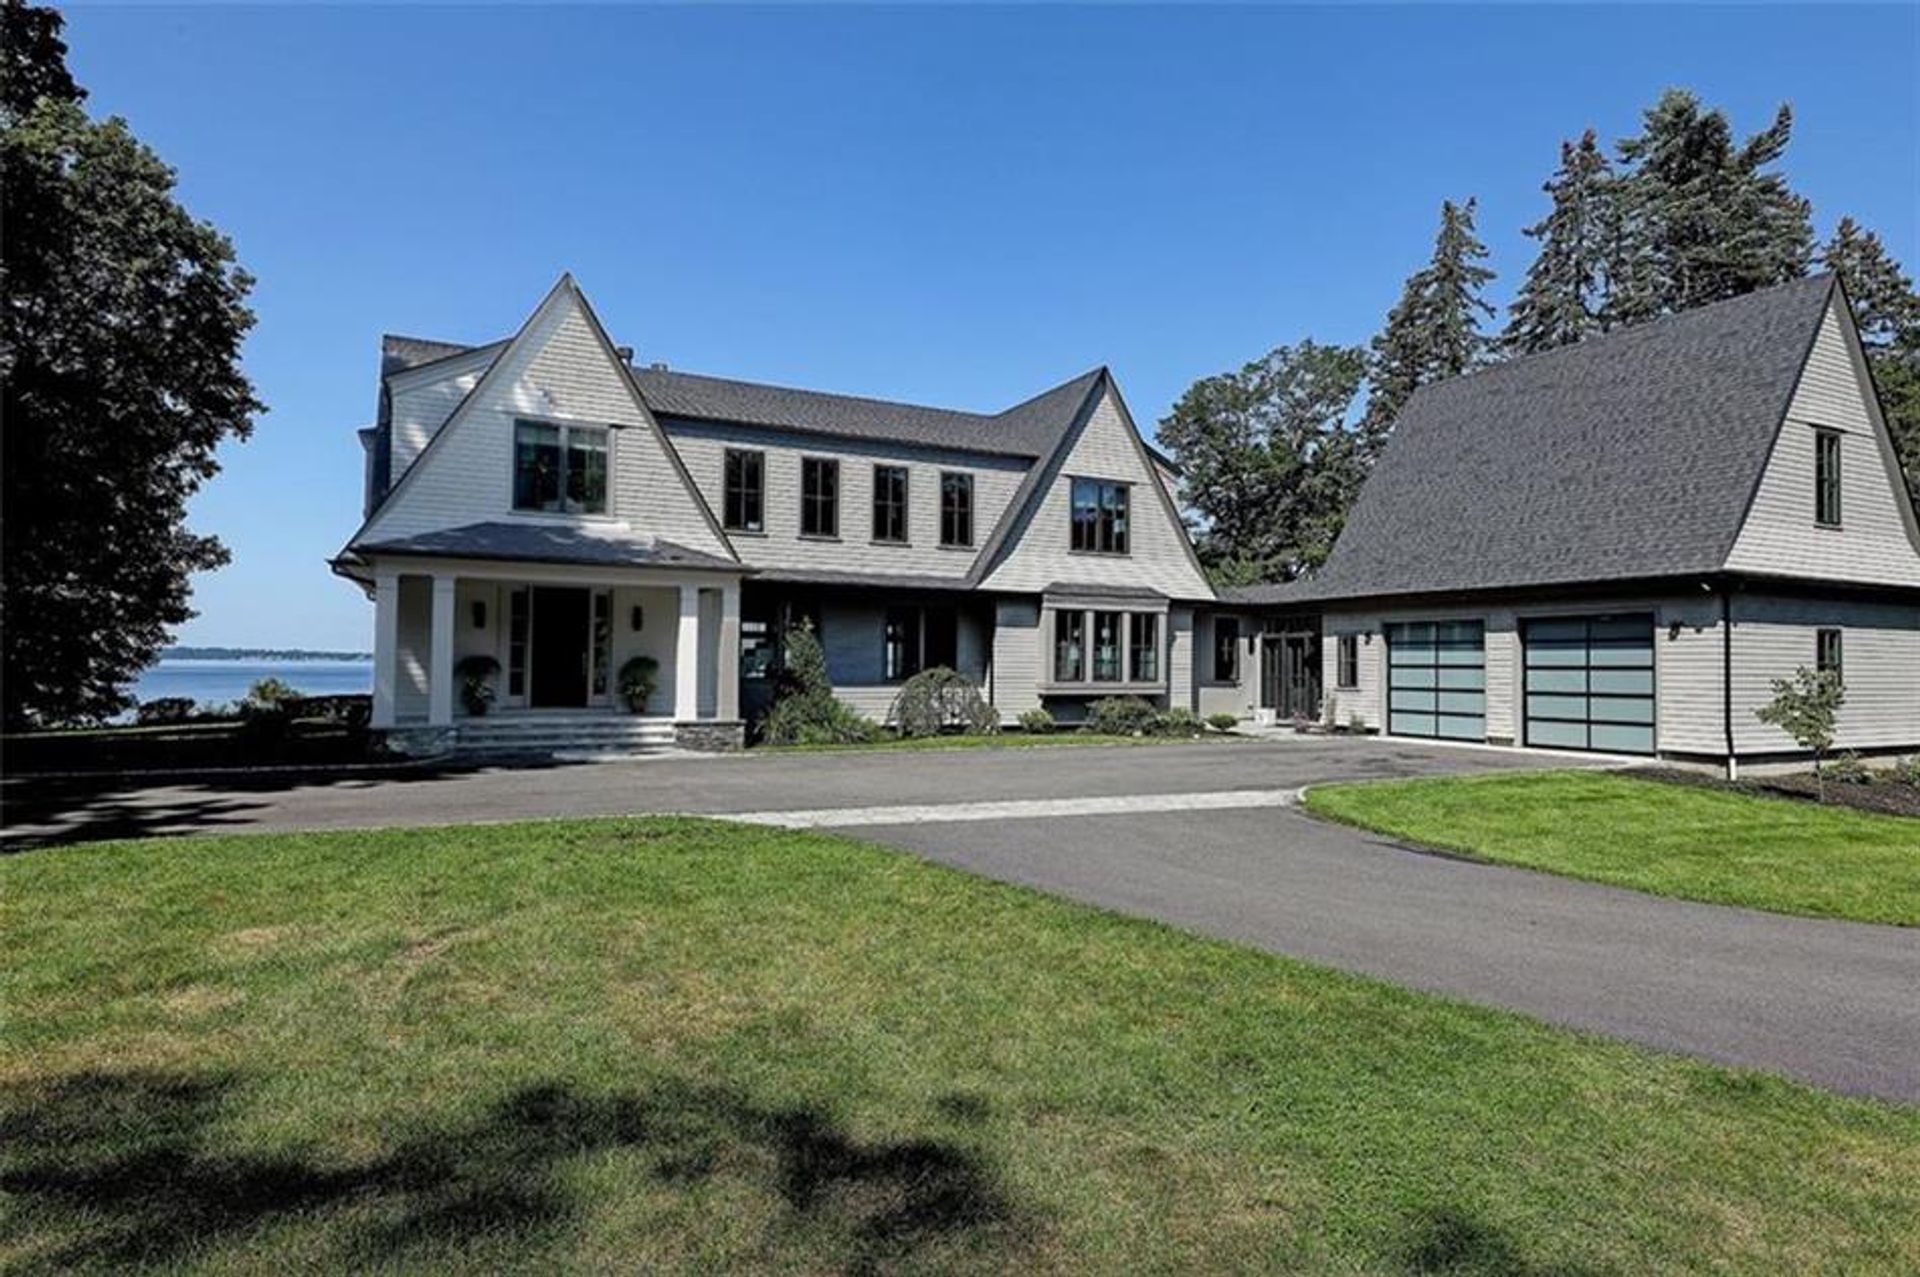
[359,554,745,750]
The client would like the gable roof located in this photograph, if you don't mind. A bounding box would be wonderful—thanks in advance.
[1232,274,1839,606]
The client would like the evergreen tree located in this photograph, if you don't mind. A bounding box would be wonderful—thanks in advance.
[1157,341,1368,585]
[1504,130,1615,354]
[1359,199,1495,451]
[1823,218,1920,502]
[1607,90,1813,323]
[2,2,262,726]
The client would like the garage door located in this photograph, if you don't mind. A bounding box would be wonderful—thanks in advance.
[1385,620,1485,740]
[1523,615,1655,755]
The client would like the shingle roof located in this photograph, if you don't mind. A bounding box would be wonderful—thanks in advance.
[634,365,1104,459]
[1237,275,1837,606]
[380,334,489,377]
[351,521,742,571]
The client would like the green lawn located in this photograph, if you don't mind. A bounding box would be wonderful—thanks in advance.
[5,819,1918,1273]
[1304,771,1920,926]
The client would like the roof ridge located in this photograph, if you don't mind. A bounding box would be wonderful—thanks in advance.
[634,365,1007,422]
[993,366,1106,419]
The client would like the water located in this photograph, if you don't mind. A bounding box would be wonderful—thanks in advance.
[130,659,372,710]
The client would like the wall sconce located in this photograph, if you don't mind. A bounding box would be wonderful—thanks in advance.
[471,600,487,630]
[630,605,645,633]
[1668,621,1684,641]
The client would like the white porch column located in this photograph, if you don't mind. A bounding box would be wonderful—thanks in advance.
[675,583,701,720]
[718,581,741,721]
[372,570,399,728]
[428,574,456,726]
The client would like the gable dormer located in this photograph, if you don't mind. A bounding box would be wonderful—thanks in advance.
[355,276,732,560]
[978,376,1212,599]
[1724,291,1920,587]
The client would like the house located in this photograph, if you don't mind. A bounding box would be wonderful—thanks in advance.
[331,274,1228,752]
[1222,274,1920,773]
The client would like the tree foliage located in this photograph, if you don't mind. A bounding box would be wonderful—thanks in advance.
[760,623,876,745]
[1754,667,1846,797]
[1157,340,1367,584]
[1359,198,1495,452]
[1504,130,1615,355]
[1823,217,1920,503]
[2,3,262,727]
[1606,90,1813,324]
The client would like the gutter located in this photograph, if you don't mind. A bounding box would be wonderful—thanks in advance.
[1720,581,1738,781]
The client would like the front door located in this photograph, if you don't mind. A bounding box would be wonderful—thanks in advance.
[1280,633,1322,720]
[529,586,591,708]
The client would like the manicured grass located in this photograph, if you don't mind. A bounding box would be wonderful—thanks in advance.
[760,730,1238,753]
[5,820,1918,1273]
[1304,770,1920,926]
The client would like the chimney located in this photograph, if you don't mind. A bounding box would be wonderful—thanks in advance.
[649,361,669,371]
[614,345,634,364]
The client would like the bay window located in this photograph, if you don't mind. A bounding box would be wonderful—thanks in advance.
[1054,610,1085,683]
[1129,613,1159,682]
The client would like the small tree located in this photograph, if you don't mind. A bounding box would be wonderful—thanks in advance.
[888,667,996,739]
[760,623,874,745]
[1753,667,1845,799]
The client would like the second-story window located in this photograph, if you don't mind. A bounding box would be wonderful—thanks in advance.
[1815,428,1842,527]
[1069,478,1129,554]
[723,449,764,533]
[801,457,839,538]
[514,420,607,514]
[872,465,909,544]
[940,472,974,547]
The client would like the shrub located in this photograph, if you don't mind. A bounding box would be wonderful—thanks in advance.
[135,697,196,725]
[1825,751,1874,786]
[1155,707,1206,738]
[617,655,660,714]
[282,694,372,728]
[1754,667,1845,799]
[454,654,501,716]
[1085,696,1158,736]
[759,623,875,745]
[244,677,300,712]
[1206,711,1239,734]
[1016,708,1056,735]
[889,666,997,738]
[1894,755,1920,789]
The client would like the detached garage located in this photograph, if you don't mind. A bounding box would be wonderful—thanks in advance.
[1521,615,1656,755]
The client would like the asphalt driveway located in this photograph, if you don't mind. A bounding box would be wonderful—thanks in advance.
[6,736,1915,1103]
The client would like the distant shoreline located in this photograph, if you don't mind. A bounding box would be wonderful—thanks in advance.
[164,647,373,662]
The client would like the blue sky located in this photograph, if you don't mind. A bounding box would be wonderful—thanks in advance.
[59,4,1919,651]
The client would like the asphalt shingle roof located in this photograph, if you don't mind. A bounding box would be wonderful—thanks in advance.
[352,522,741,571]
[1227,275,1838,607]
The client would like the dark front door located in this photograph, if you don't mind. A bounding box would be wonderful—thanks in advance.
[529,586,591,708]
[1280,632,1322,720]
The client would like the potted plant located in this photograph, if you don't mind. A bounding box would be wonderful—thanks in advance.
[618,654,660,714]
[454,654,500,717]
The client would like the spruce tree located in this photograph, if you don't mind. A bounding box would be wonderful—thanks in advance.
[1608,90,1813,323]
[1823,218,1920,502]
[1504,130,1615,354]
[1359,199,1495,454]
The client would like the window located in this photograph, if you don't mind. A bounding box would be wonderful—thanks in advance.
[940,472,974,547]
[883,608,922,681]
[1814,428,1842,527]
[1337,635,1359,689]
[1091,611,1123,681]
[507,588,529,697]
[924,607,958,671]
[1213,617,1240,682]
[872,465,910,543]
[1129,613,1159,682]
[1817,628,1843,678]
[1054,609,1085,682]
[1069,478,1130,554]
[801,457,839,538]
[590,591,611,697]
[513,420,607,514]
[723,449,764,532]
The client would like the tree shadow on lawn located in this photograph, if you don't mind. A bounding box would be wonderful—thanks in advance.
[1,1069,1031,1273]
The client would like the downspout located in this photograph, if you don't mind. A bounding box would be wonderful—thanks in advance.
[1721,583,1738,781]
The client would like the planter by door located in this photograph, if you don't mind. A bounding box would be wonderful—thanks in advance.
[529,586,591,708]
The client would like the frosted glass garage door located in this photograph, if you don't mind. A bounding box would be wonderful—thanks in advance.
[1523,615,1655,755]
[1385,620,1485,741]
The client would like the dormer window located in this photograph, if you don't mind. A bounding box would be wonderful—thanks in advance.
[514,419,607,515]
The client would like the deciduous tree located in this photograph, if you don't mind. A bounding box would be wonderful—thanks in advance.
[1,1,262,727]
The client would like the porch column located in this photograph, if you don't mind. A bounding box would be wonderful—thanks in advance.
[718,581,741,721]
[428,574,456,726]
[372,569,399,728]
[675,583,700,720]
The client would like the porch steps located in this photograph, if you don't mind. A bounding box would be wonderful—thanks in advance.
[454,714,679,760]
